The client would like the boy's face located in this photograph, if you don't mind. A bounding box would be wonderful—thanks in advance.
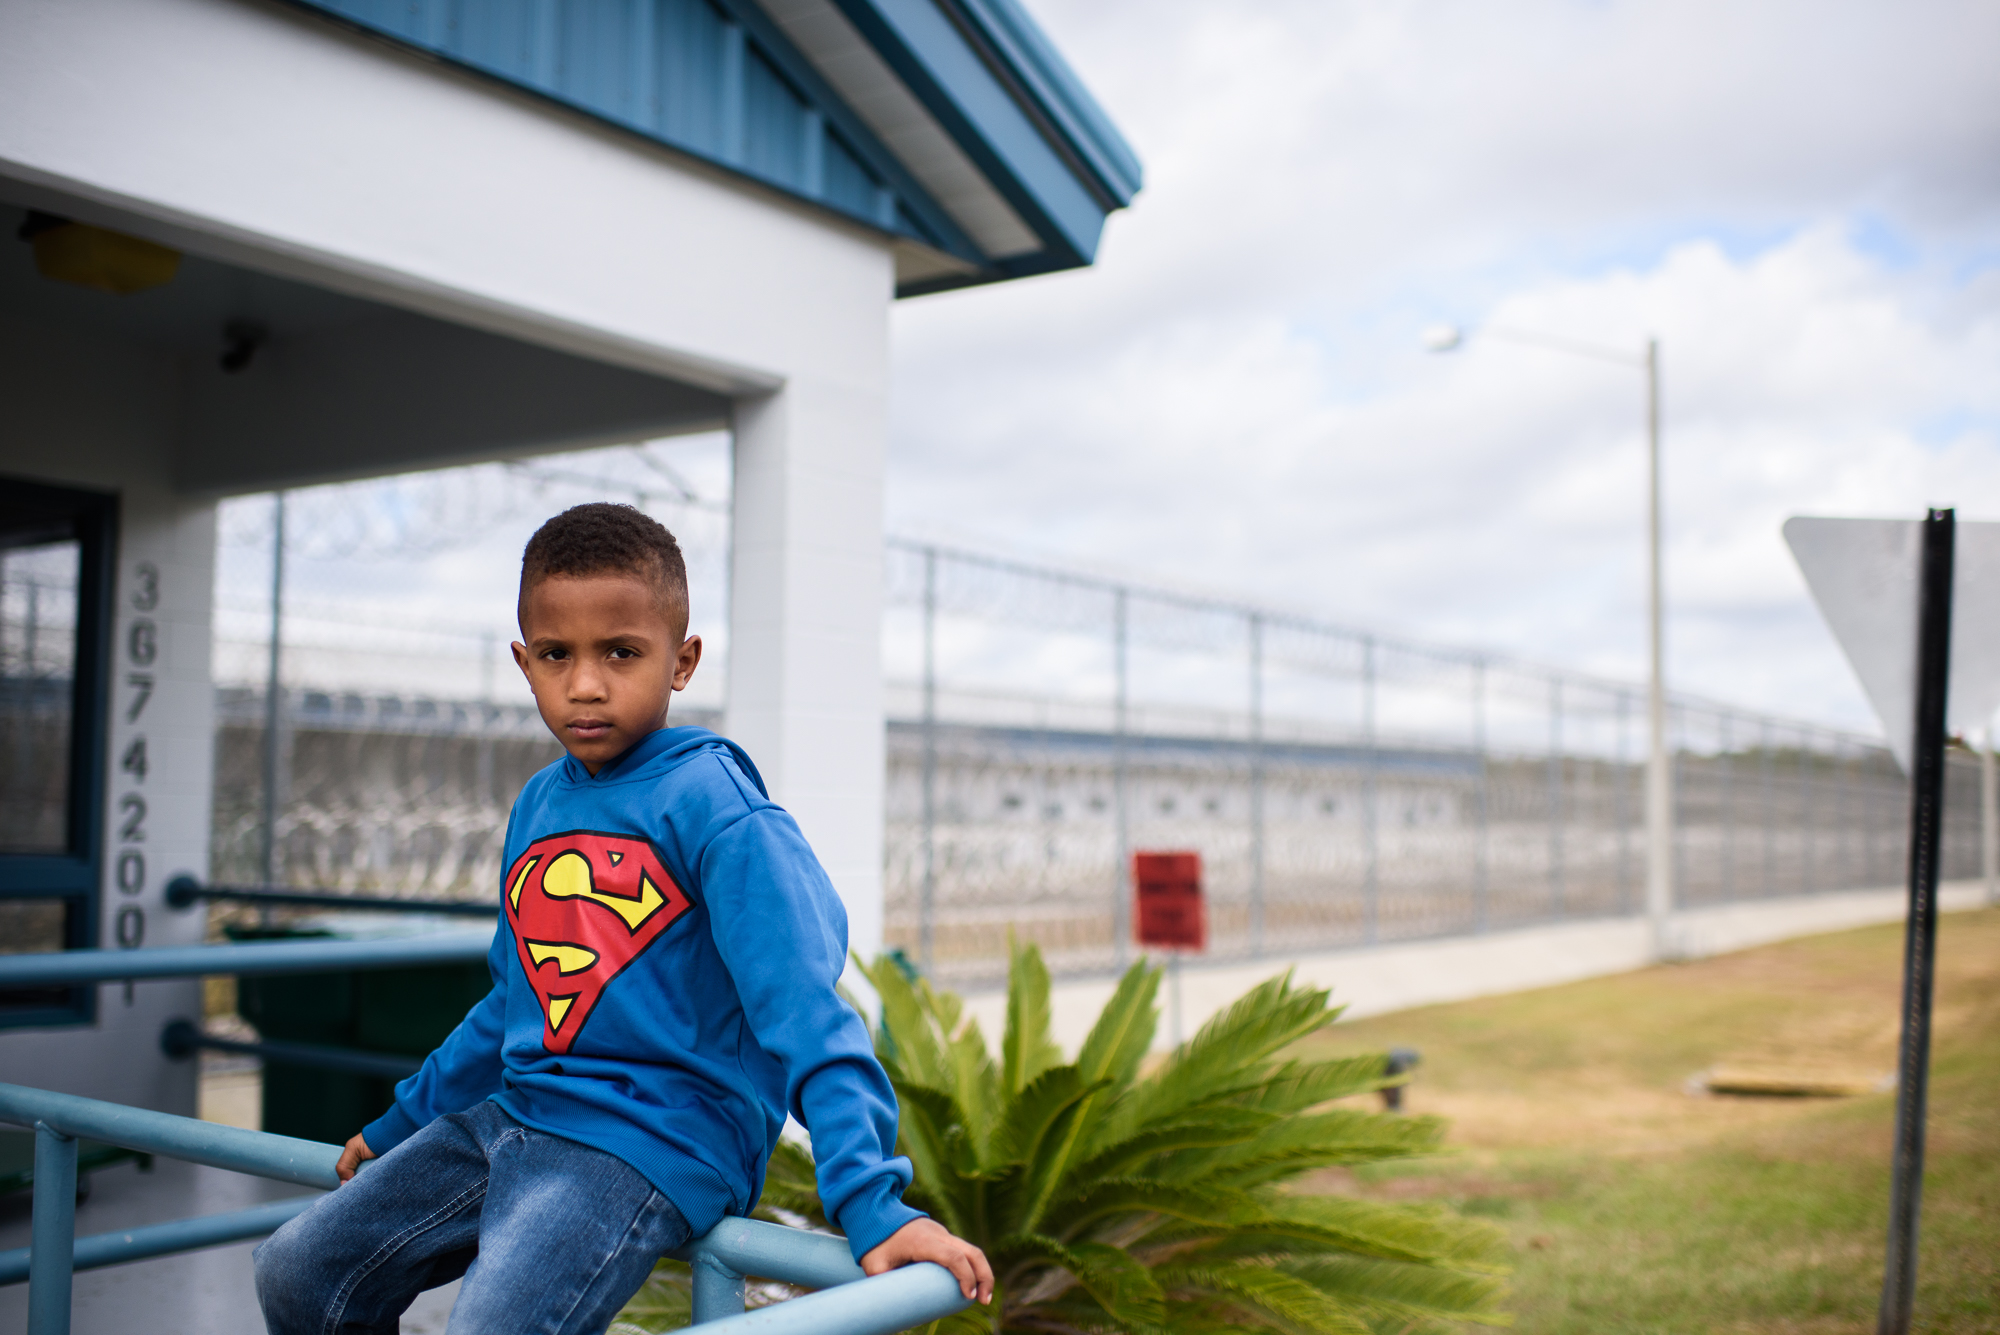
[512,571,701,775]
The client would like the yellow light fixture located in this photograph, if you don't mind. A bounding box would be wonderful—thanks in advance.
[29,217,181,294]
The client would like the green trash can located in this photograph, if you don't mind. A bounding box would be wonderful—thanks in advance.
[230,918,492,1145]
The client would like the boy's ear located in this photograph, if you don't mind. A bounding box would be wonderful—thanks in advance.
[672,634,703,691]
[511,640,532,678]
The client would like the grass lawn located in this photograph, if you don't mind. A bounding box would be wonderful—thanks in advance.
[1299,907,2000,1333]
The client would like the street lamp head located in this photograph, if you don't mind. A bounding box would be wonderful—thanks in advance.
[1422,324,1463,353]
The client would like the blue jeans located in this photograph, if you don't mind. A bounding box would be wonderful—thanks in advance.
[255,1101,691,1335]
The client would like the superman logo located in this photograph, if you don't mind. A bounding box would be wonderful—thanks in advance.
[502,831,693,1053]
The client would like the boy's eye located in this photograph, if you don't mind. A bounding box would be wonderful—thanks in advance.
[608,646,637,660]
[542,648,569,661]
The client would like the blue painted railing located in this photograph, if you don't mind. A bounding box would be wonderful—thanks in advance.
[0,1082,969,1335]
[0,934,494,990]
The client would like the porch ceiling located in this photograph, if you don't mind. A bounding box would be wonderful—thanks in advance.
[2,201,730,496]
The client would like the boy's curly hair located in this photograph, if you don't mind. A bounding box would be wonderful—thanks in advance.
[519,503,689,627]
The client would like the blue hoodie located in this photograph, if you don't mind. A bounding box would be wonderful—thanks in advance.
[362,727,922,1260]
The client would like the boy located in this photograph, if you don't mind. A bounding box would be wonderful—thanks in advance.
[256,503,991,1334]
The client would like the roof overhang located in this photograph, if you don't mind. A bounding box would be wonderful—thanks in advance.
[286,0,1140,297]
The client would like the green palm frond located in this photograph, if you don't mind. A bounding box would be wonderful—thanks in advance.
[610,1262,693,1334]
[1169,1262,1376,1335]
[1113,973,1342,1138]
[996,1232,1168,1329]
[1002,933,1066,1098]
[1247,1056,1398,1113]
[1281,1256,1513,1329]
[1075,959,1161,1087]
[1045,1176,1254,1238]
[1173,1110,1449,1188]
[1067,1105,1277,1186]
[1182,1196,1509,1273]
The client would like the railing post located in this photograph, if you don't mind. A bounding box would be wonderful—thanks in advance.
[28,1121,77,1335]
[691,1246,747,1323]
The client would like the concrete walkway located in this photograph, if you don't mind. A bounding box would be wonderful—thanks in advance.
[965,880,1993,1054]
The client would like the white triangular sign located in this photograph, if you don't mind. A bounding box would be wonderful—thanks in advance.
[1783,516,2000,774]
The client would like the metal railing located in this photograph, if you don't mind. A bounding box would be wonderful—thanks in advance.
[159,1018,424,1080]
[1,944,971,1334]
[0,1082,967,1335]
[163,874,499,917]
[0,933,492,991]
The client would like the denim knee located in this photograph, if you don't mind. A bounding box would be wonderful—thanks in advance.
[253,1208,331,1331]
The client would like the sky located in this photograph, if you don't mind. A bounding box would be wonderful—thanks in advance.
[886,0,2000,734]
[221,0,2000,741]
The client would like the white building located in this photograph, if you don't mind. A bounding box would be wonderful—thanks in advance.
[0,0,1138,1115]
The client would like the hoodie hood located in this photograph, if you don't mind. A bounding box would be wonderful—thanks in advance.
[558,725,768,797]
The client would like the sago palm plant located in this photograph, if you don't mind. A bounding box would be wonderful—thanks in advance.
[615,941,1508,1334]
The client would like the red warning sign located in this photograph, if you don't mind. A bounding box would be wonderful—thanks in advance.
[1134,850,1205,951]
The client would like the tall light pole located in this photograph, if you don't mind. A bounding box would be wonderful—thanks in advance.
[1426,324,1674,959]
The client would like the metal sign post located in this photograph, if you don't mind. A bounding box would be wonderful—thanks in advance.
[1781,509,2000,1333]
[1878,509,1953,1335]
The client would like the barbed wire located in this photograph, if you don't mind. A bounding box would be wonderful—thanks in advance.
[218,441,731,563]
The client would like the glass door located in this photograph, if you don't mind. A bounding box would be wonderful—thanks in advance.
[0,478,114,1026]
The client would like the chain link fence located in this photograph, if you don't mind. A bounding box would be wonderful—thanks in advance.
[198,476,1984,986]
[879,540,1983,986]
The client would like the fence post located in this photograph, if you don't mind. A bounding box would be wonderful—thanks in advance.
[1671,704,1687,910]
[1547,676,1564,918]
[259,490,288,899]
[1867,740,1883,886]
[1113,587,1130,966]
[476,630,496,808]
[1719,712,1734,901]
[1800,726,1815,893]
[1248,612,1265,958]
[1362,636,1378,945]
[920,547,938,975]
[1616,691,1633,913]
[28,1121,77,1335]
[1984,729,1998,908]
[1473,659,1489,934]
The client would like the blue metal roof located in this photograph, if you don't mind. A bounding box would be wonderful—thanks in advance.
[288,0,1140,295]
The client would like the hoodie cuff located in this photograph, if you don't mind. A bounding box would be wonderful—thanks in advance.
[834,1175,927,1262]
[360,1101,426,1157]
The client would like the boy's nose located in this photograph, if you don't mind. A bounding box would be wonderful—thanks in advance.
[568,665,609,701]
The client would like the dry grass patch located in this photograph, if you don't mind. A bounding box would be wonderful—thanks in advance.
[1295,908,2000,1332]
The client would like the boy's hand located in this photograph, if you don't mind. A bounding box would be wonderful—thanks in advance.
[335,1132,376,1183]
[860,1219,993,1304]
